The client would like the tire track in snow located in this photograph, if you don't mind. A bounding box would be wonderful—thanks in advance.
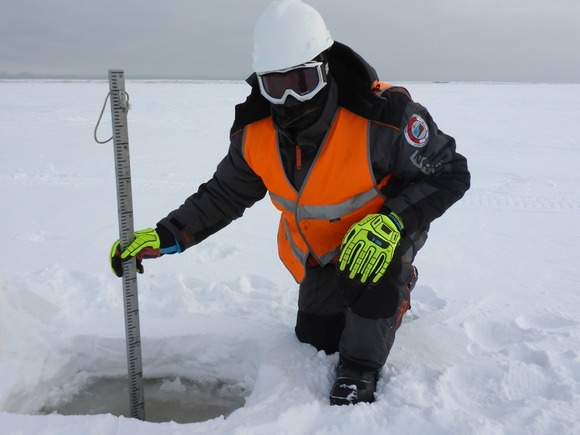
[0,172,194,194]
[459,193,580,211]
[4,173,578,211]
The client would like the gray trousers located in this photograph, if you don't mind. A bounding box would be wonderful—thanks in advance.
[295,230,426,370]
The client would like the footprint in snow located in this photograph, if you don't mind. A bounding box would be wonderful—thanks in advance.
[404,284,447,323]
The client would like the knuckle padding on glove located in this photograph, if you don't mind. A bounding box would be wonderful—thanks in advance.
[339,214,401,283]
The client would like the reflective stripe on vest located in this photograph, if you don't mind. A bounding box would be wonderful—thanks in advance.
[243,107,391,283]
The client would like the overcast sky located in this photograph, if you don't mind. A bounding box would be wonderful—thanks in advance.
[1,0,578,83]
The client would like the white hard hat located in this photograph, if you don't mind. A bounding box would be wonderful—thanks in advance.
[252,0,334,74]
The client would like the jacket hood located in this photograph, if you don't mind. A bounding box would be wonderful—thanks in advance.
[231,41,386,135]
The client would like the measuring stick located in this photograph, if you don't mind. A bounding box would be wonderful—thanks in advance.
[108,69,145,420]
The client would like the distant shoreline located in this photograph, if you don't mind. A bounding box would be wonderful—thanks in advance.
[1,77,578,86]
[0,73,246,81]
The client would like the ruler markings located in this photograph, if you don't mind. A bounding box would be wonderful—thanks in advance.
[108,69,145,421]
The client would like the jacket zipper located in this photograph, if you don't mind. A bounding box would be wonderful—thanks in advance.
[295,145,302,170]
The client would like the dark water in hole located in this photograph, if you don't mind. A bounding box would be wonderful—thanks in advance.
[40,376,247,424]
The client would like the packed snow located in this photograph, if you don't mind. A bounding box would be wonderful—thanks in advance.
[0,79,579,435]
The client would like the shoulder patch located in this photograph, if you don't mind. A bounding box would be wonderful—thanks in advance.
[386,86,413,101]
[404,114,429,147]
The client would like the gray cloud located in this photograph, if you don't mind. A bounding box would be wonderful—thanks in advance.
[0,0,578,82]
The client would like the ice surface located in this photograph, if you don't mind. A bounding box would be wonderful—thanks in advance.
[0,80,578,434]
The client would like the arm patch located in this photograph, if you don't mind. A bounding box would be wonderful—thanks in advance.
[371,85,413,128]
[379,86,413,102]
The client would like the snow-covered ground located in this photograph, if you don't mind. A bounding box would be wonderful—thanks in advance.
[0,79,578,434]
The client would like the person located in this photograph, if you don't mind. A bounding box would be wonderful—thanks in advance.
[110,0,470,406]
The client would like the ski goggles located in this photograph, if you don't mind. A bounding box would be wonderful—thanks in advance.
[257,61,328,105]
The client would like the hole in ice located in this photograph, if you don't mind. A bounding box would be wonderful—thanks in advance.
[39,375,248,424]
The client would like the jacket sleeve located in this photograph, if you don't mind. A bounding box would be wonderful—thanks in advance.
[379,96,471,234]
[156,131,267,250]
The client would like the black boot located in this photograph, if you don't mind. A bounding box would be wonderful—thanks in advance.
[329,358,379,406]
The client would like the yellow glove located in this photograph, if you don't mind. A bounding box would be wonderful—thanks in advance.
[120,227,161,259]
[338,213,403,284]
[110,227,180,277]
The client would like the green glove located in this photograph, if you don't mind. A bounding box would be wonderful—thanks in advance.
[338,213,404,284]
[120,227,161,259]
[110,227,180,277]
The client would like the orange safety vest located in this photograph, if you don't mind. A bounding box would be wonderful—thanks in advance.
[243,106,391,283]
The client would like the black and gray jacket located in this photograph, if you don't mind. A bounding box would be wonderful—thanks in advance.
[157,42,470,254]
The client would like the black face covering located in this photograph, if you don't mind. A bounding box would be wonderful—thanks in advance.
[271,78,331,139]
